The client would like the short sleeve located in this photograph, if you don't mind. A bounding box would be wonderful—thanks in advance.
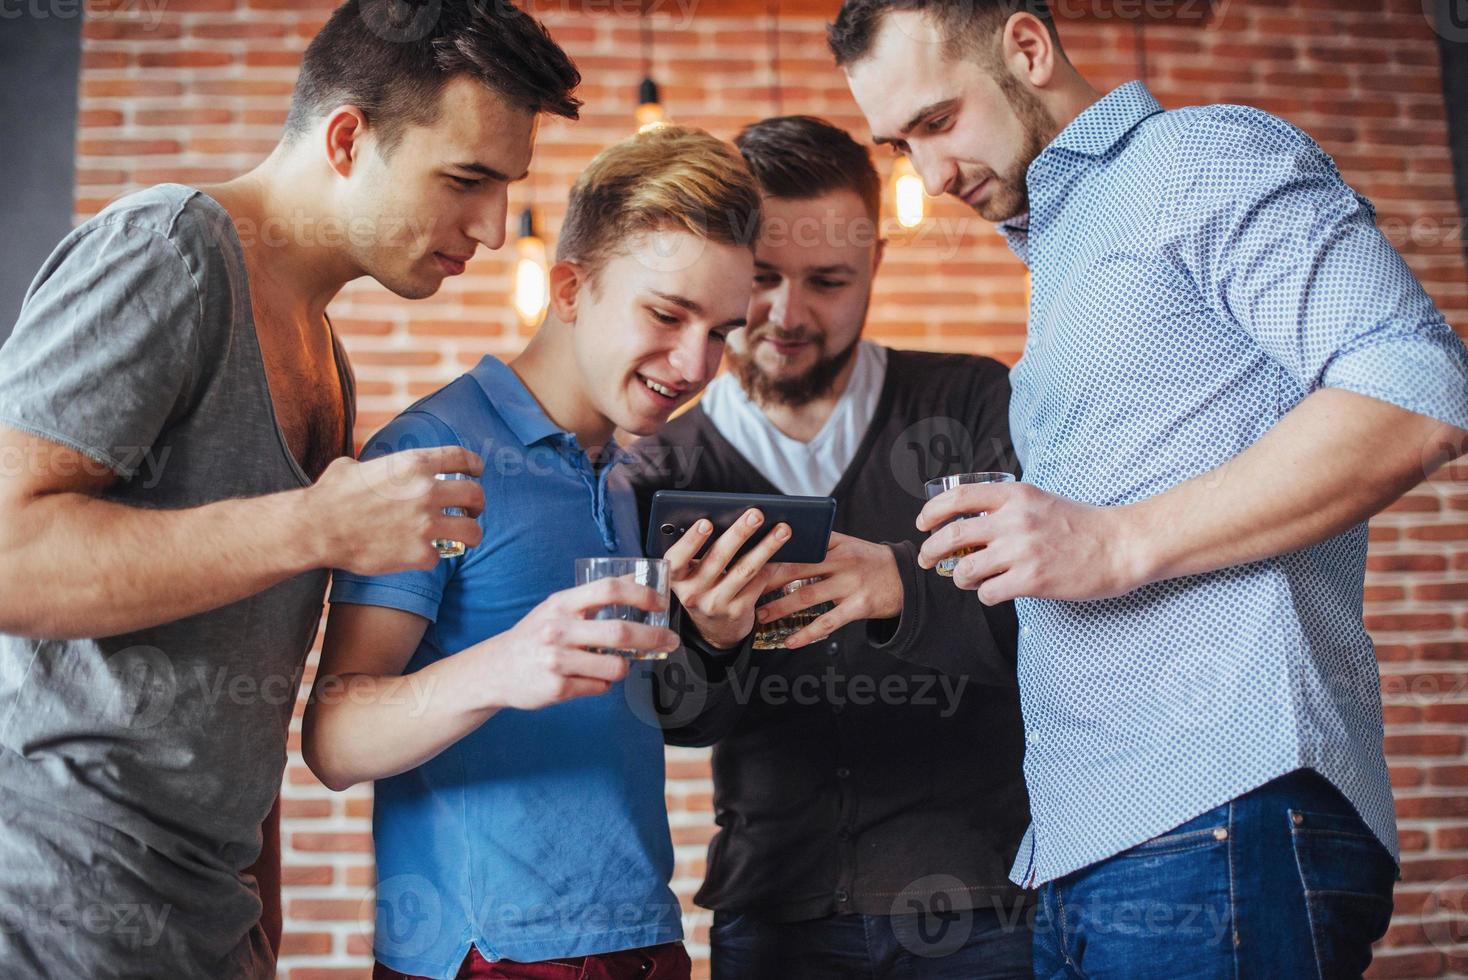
[1167,110,1468,431]
[0,218,203,479]
[327,411,465,622]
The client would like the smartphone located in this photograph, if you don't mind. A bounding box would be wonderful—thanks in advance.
[644,490,837,565]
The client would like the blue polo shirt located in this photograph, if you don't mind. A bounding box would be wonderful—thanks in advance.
[329,356,681,978]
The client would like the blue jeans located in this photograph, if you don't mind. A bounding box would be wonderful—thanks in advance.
[710,904,1034,979]
[1033,768,1397,978]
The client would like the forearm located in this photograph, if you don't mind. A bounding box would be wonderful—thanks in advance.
[1122,388,1465,587]
[303,653,497,791]
[0,487,324,639]
[654,608,752,747]
[872,541,1018,685]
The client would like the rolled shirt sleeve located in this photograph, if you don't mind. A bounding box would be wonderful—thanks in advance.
[1169,110,1468,431]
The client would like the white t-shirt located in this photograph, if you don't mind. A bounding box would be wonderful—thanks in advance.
[700,341,889,497]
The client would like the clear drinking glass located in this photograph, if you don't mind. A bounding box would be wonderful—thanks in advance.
[573,557,672,660]
[432,472,474,558]
[752,577,835,650]
[923,471,1015,577]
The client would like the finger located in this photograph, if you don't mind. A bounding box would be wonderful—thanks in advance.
[714,523,792,603]
[552,647,637,683]
[754,575,841,624]
[663,519,713,576]
[765,555,831,587]
[952,543,1012,592]
[698,509,767,579]
[409,446,485,478]
[916,514,1000,570]
[975,570,1022,606]
[434,479,485,517]
[780,603,858,649]
[564,620,681,655]
[558,578,668,617]
[915,482,1012,532]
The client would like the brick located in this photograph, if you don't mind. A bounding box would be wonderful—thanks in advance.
[77,108,125,127]
[1366,612,1456,633]
[135,107,235,126]
[1365,950,1444,977]
[279,930,333,956]
[1367,553,1450,572]
[282,864,334,887]
[1415,582,1468,601]
[287,898,366,921]
[1401,858,1468,883]
[291,832,373,853]
[282,798,331,819]
[77,138,181,156]
[1383,733,1465,756]
[1407,524,1468,541]
[84,20,183,41]
[137,50,236,69]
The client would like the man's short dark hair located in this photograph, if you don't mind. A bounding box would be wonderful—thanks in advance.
[284,0,581,154]
[828,0,1056,68]
[734,115,881,222]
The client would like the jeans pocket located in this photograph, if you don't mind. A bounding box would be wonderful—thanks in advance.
[1288,807,1396,978]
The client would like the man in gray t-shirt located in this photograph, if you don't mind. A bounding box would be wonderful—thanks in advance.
[0,3,580,976]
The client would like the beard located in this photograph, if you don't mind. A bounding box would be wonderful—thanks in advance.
[732,327,862,409]
[966,74,1059,223]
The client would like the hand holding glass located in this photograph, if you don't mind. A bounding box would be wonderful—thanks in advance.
[432,472,475,558]
[923,472,1015,577]
[573,557,672,660]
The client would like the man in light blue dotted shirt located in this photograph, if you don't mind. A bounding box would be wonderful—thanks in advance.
[832,0,1468,975]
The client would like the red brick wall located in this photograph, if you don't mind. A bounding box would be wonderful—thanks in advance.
[68,0,1468,976]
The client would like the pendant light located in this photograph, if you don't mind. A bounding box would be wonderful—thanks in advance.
[512,207,549,329]
[892,156,926,229]
[635,7,667,132]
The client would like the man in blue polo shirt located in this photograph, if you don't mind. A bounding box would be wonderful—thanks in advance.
[301,127,779,979]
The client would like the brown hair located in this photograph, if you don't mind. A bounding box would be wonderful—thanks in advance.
[735,115,881,221]
[828,0,1058,69]
[284,0,581,154]
[556,125,763,282]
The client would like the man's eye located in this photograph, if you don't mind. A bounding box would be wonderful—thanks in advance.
[812,278,848,290]
[754,274,780,287]
[649,308,679,325]
[448,175,481,189]
[710,331,729,344]
[925,114,950,132]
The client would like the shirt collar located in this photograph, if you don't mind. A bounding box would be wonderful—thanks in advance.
[467,354,628,464]
[1045,80,1163,159]
[468,355,566,449]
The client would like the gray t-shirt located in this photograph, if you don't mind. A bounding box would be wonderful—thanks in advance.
[0,184,354,978]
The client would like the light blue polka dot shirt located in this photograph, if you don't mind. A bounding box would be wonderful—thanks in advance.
[999,81,1468,888]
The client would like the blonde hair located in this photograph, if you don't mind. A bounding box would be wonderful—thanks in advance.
[556,124,762,282]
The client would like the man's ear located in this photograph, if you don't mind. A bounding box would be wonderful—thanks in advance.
[323,105,370,179]
[1002,11,1057,89]
[548,259,585,324]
